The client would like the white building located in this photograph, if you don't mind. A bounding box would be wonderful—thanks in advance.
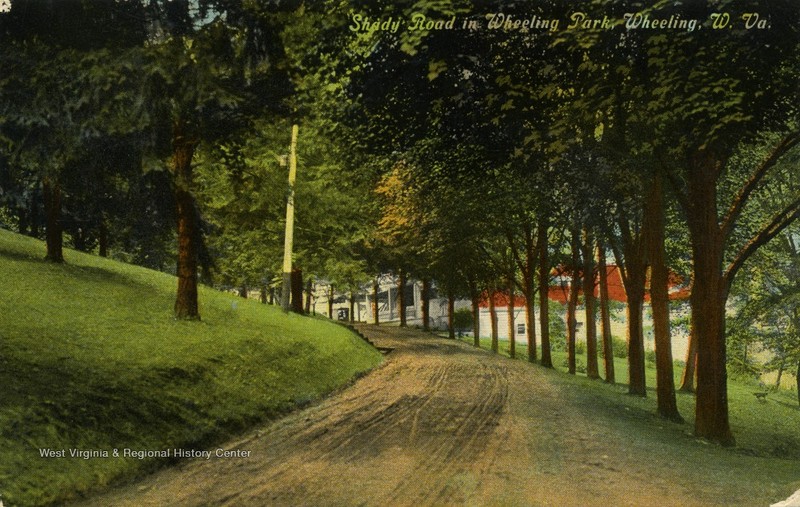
[310,267,692,359]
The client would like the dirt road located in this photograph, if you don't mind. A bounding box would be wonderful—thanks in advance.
[82,326,787,506]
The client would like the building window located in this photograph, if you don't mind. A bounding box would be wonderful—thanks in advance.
[517,324,525,335]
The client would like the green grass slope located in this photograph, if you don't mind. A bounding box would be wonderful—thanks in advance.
[463,336,800,458]
[0,229,383,506]
[462,337,800,504]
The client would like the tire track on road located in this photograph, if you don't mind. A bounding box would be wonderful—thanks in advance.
[381,361,510,506]
[80,326,756,507]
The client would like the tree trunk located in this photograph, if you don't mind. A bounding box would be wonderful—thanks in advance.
[775,359,785,389]
[260,286,267,304]
[172,131,199,320]
[627,285,647,396]
[373,279,380,325]
[523,224,537,363]
[583,229,599,379]
[328,285,335,319]
[421,278,431,331]
[679,332,697,392]
[290,268,304,314]
[471,282,480,347]
[17,205,29,236]
[447,292,455,339]
[349,291,356,323]
[691,266,731,442]
[538,220,552,368]
[598,242,615,384]
[73,227,88,252]
[397,270,407,327]
[42,176,64,263]
[269,286,275,305]
[489,288,498,353]
[567,229,581,375]
[508,276,516,359]
[306,278,313,314]
[98,219,109,257]
[239,284,248,298]
[567,269,579,375]
[647,171,682,421]
[686,152,734,445]
[615,221,648,397]
[524,275,537,363]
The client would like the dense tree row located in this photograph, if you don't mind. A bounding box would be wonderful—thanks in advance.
[1,0,798,445]
[301,0,800,444]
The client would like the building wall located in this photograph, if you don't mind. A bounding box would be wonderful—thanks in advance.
[309,277,691,360]
[477,305,690,360]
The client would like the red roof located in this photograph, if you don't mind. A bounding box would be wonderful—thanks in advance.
[479,266,690,307]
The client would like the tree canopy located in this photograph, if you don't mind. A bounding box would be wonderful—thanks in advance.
[1,0,799,444]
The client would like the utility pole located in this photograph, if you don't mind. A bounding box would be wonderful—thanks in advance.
[281,124,299,312]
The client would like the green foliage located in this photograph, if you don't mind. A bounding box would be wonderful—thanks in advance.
[598,336,628,359]
[195,117,373,291]
[548,300,567,342]
[562,356,586,374]
[463,335,800,463]
[2,0,799,453]
[0,229,382,506]
[728,226,800,385]
[613,337,629,359]
[452,308,473,331]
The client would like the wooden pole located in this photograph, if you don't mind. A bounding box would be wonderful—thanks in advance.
[281,124,299,312]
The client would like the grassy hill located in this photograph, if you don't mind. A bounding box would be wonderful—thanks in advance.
[464,336,800,460]
[0,229,383,506]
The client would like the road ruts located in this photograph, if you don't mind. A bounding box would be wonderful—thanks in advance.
[79,325,760,507]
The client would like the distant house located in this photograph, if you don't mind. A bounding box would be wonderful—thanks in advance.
[312,274,468,327]
[311,266,691,359]
[476,266,691,358]
[543,265,690,304]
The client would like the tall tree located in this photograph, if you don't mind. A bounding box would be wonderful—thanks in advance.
[138,0,292,318]
[597,241,615,383]
[646,168,682,421]
[565,228,582,375]
[586,0,798,443]
[608,206,649,396]
[1,0,154,263]
[582,228,600,379]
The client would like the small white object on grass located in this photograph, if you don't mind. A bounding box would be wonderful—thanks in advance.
[772,488,800,507]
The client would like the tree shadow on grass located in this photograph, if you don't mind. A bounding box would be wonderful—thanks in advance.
[63,262,161,293]
[774,398,800,412]
[0,243,45,263]
[2,248,163,299]
[0,238,167,292]
[0,348,280,505]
